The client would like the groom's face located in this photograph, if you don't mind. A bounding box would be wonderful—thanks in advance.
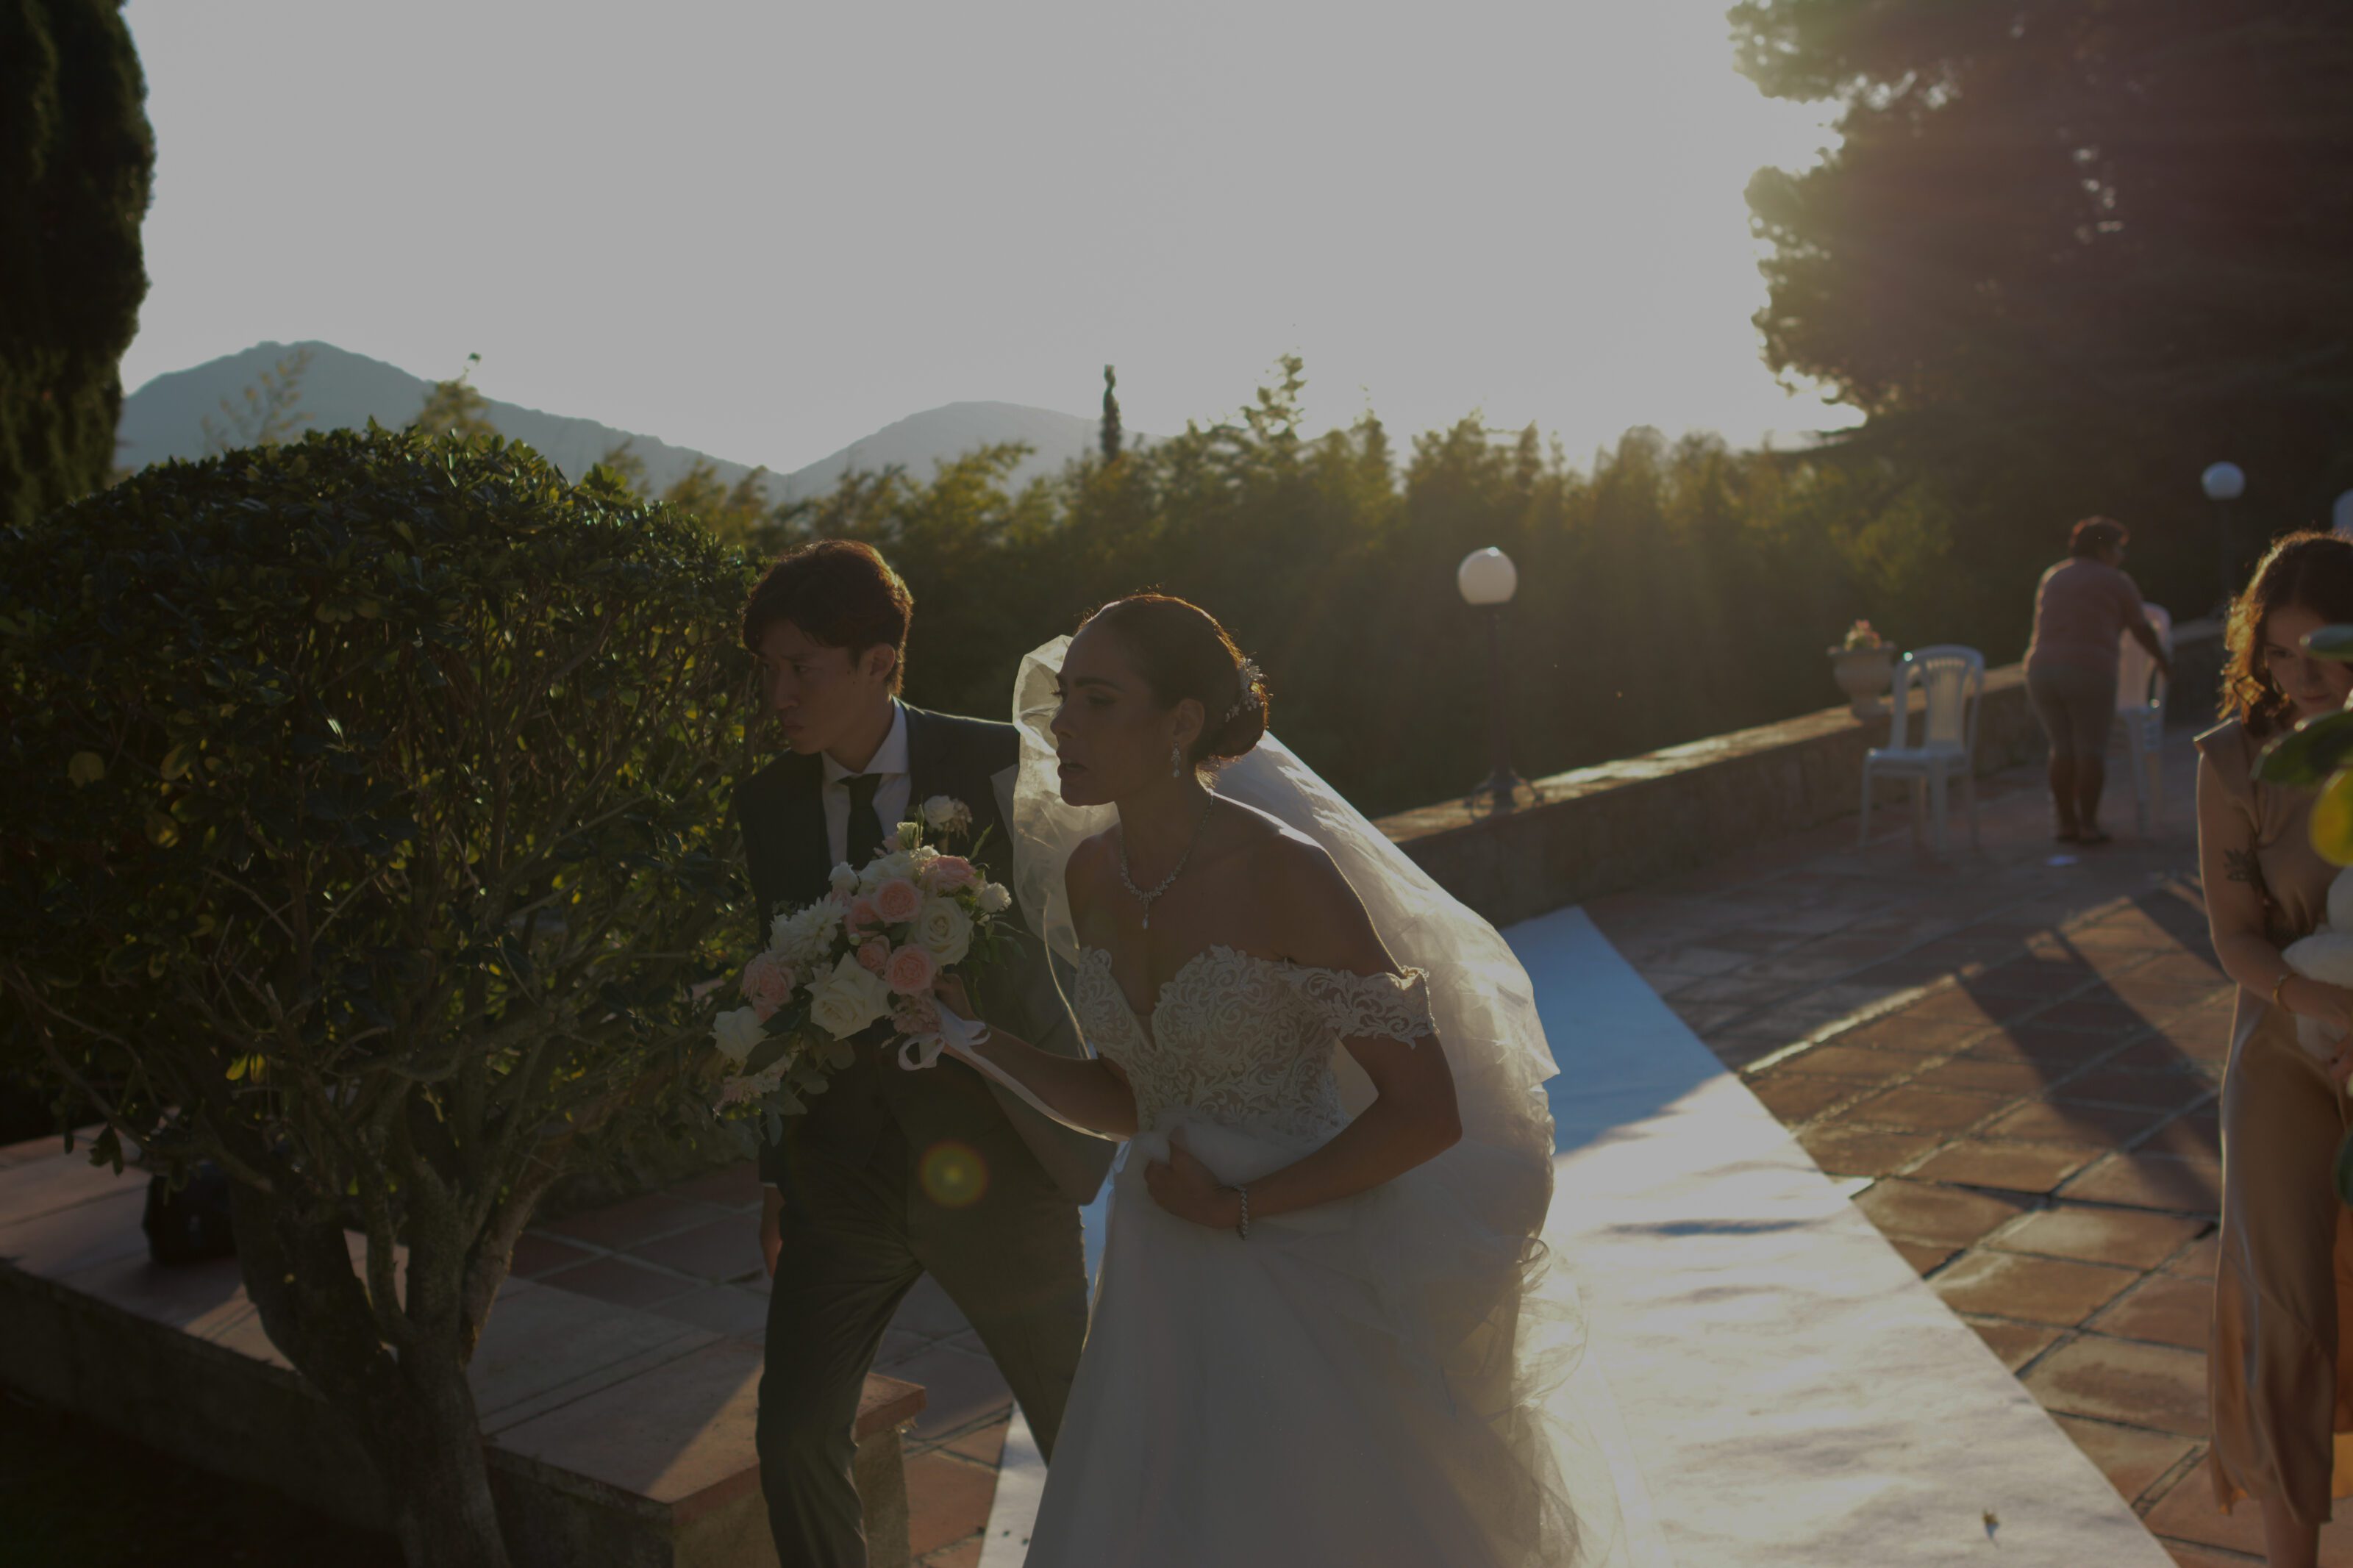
[757,619,894,755]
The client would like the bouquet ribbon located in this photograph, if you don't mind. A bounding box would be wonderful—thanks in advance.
[897,1006,992,1072]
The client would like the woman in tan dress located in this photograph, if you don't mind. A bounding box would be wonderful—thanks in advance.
[2199,531,2353,1567]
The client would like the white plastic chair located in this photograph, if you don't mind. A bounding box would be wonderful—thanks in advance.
[2115,603,2172,834]
[1859,645,1985,855]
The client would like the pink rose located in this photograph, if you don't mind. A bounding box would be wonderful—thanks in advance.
[740,953,796,1022]
[845,897,882,937]
[922,855,978,895]
[884,943,940,997]
[873,876,924,925]
[857,938,890,975]
[892,995,943,1038]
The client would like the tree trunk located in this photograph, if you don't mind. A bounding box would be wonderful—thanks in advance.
[370,1344,513,1568]
[229,1181,512,1568]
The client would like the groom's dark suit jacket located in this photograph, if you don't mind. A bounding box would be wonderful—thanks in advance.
[732,704,1112,1209]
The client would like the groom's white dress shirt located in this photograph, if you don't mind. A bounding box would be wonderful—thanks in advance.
[820,701,912,868]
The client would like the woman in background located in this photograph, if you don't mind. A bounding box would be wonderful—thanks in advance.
[2024,516,2173,843]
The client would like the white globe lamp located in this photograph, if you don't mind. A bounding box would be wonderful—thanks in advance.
[1457,547,1519,609]
[2201,462,2246,501]
[1457,548,1525,812]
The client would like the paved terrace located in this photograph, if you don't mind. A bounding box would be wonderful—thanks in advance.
[0,679,2307,1566]
[506,726,2278,1564]
[509,1174,1015,1567]
[1583,729,2345,1567]
[500,723,2297,1566]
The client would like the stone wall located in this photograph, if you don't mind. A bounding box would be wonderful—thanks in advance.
[1377,620,2224,928]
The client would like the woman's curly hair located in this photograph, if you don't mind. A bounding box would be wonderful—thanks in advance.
[2221,531,2353,738]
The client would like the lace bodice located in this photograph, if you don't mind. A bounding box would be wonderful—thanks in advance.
[1073,945,1436,1145]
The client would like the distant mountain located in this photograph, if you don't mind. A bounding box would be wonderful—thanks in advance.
[116,340,1129,504]
[783,401,1124,501]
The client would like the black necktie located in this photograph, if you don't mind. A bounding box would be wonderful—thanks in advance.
[844,774,886,868]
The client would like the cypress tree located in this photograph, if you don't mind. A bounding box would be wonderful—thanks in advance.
[1100,364,1123,464]
[0,0,154,526]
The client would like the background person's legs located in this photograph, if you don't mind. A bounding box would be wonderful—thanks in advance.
[2027,667,2082,839]
[2047,753,2079,839]
[2073,752,2110,840]
[2029,665,2120,842]
[2064,669,2120,840]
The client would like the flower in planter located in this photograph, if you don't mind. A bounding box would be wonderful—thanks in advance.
[1841,619,1884,652]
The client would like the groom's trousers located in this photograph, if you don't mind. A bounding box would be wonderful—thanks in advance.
[757,1102,1089,1568]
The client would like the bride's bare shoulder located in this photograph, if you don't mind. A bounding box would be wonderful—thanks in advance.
[1229,819,1377,961]
[1257,829,1345,903]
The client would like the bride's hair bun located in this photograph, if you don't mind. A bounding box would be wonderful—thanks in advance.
[1084,593,1270,765]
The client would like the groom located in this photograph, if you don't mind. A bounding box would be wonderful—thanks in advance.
[734,540,1110,1568]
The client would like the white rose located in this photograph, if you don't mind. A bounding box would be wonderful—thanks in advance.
[977,881,1013,915]
[829,862,859,895]
[771,901,842,967]
[858,848,916,893]
[912,895,974,966]
[711,1006,767,1066]
[770,906,812,955]
[807,952,892,1040]
[923,795,973,834]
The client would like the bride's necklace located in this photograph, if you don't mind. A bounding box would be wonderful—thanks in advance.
[1116,792,1216,931]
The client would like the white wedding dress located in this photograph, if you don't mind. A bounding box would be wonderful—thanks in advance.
[996,639,1621,1568]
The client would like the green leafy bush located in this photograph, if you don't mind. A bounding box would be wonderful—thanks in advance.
[0,426,757,1567]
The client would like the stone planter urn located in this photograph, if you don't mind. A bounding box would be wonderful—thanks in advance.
[1829,642,1896,719]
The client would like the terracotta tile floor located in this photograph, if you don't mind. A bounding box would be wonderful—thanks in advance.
[523,1159,1010,1564]
[1585,729,2353,1566]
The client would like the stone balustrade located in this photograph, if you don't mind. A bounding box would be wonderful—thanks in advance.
[1377,621,2224,928]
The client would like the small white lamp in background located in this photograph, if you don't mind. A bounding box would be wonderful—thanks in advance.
[1456,547,1526,812]
[2202,461,2246,606]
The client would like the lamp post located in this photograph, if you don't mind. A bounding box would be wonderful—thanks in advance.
[1457,546,1525,812]
[2203,460,2246,606]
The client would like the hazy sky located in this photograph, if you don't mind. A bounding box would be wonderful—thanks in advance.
[118,0,1852,473]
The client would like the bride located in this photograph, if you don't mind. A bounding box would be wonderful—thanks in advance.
[932,593,1616,1567]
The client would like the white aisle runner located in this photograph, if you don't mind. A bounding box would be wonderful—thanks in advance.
[984,906,2171,1566]
[1527,906,2168,1567]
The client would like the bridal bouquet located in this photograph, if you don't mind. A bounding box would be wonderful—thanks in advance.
[708,796,1017,1139]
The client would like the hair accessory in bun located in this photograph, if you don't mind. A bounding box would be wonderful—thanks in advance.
[1223,659,1265,726]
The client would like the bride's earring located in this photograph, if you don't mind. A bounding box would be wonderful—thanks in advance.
[1170,742,1185,778]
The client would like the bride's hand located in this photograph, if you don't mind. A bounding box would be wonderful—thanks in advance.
[1144,1128,1244,1231]
[934,975,974,1021]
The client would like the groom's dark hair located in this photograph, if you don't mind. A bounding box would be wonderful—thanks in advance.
[741,540,914,693]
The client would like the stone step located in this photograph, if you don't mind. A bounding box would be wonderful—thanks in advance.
[0,1138,924,1568]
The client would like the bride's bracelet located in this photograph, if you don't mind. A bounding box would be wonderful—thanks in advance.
[1226,1184,1250,1241]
